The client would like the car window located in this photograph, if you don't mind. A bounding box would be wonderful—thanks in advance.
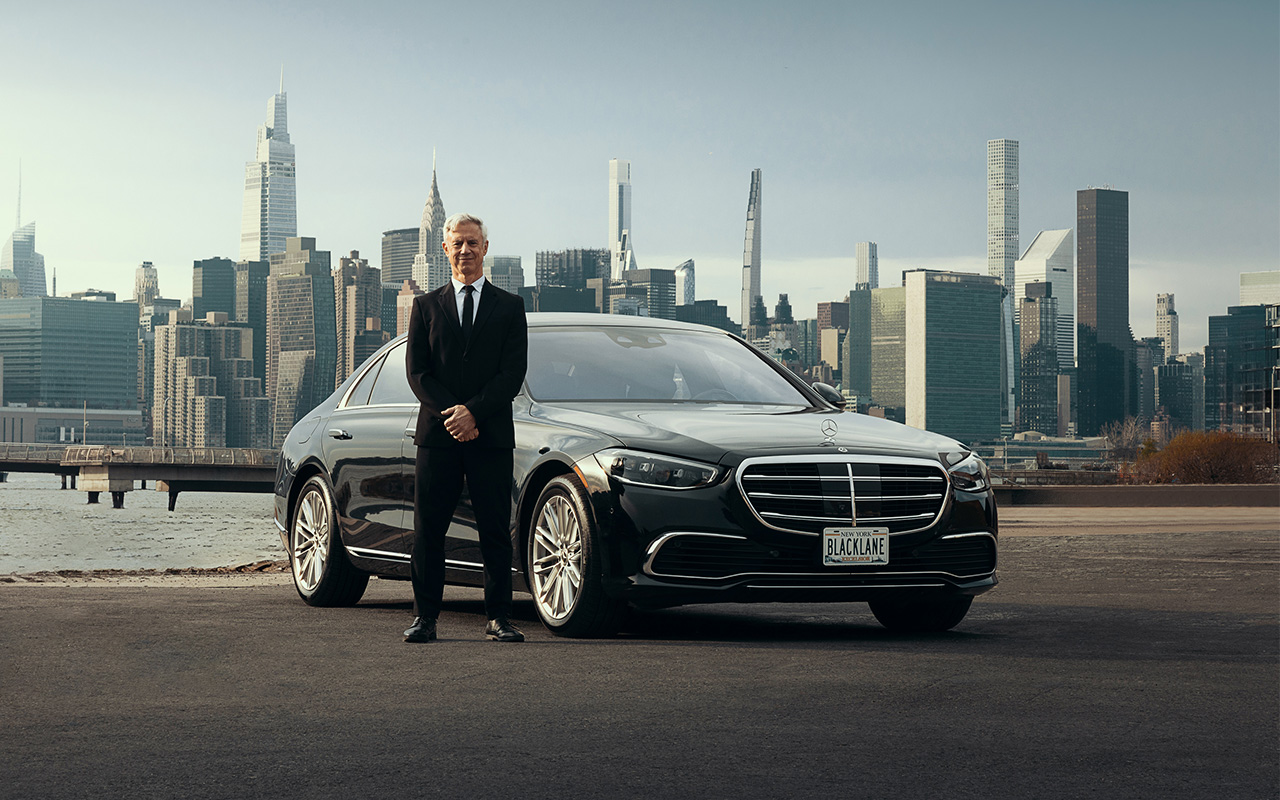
[368,342,418,405]
[343,356,384,407]
[526,326,810,405]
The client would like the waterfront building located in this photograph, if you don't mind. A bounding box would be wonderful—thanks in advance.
[239,83,297,262]
[192,257,236,319]
[740,168,762,337]
[0,296,138,410]
[988,139,1019,434]
[1076,187,1132,436]
[856,242,878,289]
[870,286,906,417]
[396,278,424,336]
[152,311,270,448]
[905,270,1003,445]
[380,228,418,286]
[134,262,159,313]
[1014,229,1075,371]
[411,157,448,291]
[1017,282,1059,435]
[1156,293,1178,365]
[1239,270,1280,305]
[608,159,635,280]
[675,300,738,334]
[234,260,269,381]
[674,260,695,306]
[266,237,335,446]
[1205,304,1273,438]
[333,251,387,385]
[536,248,609,289]
[483,255,524,294]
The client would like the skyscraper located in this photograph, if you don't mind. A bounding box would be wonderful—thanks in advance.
[1076,187,1131,436]
[483,255,524,294]
[380,228,418,286]
[266,237,335,446]
[333,251,386,386]
[535,249,609,289]
[3,175,47,298]
[192,257,236,320]
[741,168,762,336]
[1014,229,1075,371]
[674,259,695,306]
[411,157,448,290]
[856,242,878,289]
[239,82,297,262]
[1156,293,1178,363]
[905,270,1003,444]
[234,259,269,381]
[1239,271,1280,305]
[133,262,159,311]
[987,139,1019,433]
[608,159,635,279]
[1017,282,1059,435]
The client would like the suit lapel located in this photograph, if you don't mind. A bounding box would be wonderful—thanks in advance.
[434,284,463,342]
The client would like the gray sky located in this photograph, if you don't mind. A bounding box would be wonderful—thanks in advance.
[2,0,1276,351]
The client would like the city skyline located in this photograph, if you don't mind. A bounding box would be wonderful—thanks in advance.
[1,1,1276,352]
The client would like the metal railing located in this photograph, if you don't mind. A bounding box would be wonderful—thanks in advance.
[58,446,279,467]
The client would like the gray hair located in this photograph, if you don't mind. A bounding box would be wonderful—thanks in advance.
[443,213,488,242]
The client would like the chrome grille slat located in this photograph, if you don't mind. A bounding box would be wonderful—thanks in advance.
[737,454,950,536]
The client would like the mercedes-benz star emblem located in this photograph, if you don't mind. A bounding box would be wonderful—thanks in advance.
[821,419,838,438]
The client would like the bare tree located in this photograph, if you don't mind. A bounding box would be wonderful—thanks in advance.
[1101,416,1148,462]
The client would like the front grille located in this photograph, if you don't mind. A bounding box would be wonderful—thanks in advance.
[647,533,995,580]
[737,456,949,535]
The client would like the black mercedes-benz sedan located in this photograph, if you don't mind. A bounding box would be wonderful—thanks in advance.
[274,313,997,637]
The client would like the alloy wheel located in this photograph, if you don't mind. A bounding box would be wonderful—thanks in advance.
[292,486,331,594]
[531,494,584,620]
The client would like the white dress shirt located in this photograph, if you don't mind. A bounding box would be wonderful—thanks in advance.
[450,275,486,326]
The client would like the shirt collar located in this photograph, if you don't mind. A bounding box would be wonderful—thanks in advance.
[451,275,486,295]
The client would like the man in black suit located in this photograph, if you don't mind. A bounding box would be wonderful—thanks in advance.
[403,213,528,643]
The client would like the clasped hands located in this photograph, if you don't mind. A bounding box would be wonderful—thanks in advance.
[442,404,478,442]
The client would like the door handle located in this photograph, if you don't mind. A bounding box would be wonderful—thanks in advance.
[404,428,416,438]
[327,428,352,440]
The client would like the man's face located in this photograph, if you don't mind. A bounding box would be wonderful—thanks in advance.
[442,222,488,284]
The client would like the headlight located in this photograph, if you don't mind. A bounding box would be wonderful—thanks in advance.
[593,448,720,490]
[942,450,989,492]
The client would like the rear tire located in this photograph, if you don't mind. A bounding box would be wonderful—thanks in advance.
[869,594,973,633]
[527,475,626,638]
[289,474,368,607]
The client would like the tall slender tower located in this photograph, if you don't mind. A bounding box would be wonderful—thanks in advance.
[239,77,297,262]
[1076,187,1130,436]
[607,159,634,280]
[741,168,762,334]
[2,169,47,297]
[855,242,878,289]
[1155,293,1178,363]
[411,153,448,290]
[674,259,695,306]
[987,139,1019,434]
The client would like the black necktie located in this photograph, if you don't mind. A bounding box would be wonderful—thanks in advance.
[461,284,475,342]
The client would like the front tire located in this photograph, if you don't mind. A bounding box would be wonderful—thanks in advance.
[289,474,368,606]
[527,475,625,638]
[869,594,973,633]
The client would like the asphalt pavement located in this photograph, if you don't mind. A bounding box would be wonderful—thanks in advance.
[1,508,1276,799]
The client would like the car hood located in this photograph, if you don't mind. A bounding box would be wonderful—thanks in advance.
[529,402,963,466]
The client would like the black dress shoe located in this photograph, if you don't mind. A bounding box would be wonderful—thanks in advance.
[403,617,437,643]
[485,618,524,642]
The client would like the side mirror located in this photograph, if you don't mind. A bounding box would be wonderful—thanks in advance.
[811,382,846,409]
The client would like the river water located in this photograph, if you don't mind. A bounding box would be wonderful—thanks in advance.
[0,471,284,573]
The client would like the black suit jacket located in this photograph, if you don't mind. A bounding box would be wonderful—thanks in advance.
[405,280,528,448]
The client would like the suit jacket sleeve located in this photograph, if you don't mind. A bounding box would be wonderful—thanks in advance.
[464,296,528,423]
[405,294,459,419]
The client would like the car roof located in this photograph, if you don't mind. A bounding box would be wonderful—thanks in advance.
[385,312,735,345]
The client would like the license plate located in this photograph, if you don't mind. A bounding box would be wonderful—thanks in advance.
[822,527,889,566]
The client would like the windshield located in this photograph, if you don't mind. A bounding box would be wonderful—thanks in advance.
[526,326,811,405]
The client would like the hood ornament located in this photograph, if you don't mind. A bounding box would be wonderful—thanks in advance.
[820,418,838,444]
